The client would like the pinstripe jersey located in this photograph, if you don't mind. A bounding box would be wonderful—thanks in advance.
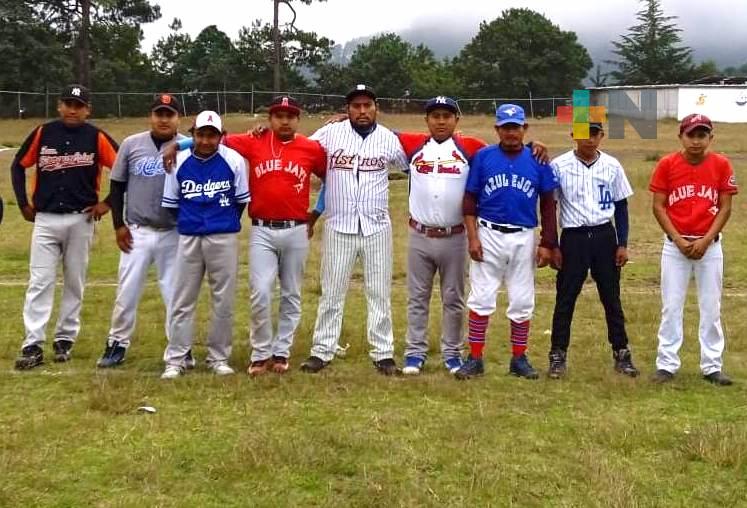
[310,121,408,236]
[551,149,633,228]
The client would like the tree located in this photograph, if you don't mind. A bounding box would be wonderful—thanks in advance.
[151,18,193,90]
[608,0,693,85]
[453,9,592,99]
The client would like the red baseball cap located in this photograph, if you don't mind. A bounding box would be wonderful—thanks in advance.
[679,113,713,135]
[268,96,301,116]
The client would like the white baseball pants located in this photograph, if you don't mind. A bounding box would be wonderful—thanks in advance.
[106,225,179,348]
[656,237,726,375]
[466,226,535,320]
[22,212,94,347]
[310,225,394,363]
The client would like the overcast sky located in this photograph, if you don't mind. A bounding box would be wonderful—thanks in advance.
[141,0,747,68]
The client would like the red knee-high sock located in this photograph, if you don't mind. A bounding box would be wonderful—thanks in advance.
[511,320,530,357]
[467,310,489,359]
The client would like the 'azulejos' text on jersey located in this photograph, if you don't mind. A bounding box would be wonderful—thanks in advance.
[330,149,386,171]
[483,173,536,198]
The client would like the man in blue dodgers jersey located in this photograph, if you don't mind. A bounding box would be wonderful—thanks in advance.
[455,104,559,380]
[160,111,250,379]
[97,94,195,368]
[547,122,639,379]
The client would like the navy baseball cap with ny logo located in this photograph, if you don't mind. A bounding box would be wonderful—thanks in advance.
[60,84,90,105]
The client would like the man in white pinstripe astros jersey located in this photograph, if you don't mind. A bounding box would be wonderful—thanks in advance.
[547,122,639,378]
[301,84,408,375]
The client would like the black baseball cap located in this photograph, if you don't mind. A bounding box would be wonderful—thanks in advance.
[589,122,604,131]
[151,93,180,114]
[268,95,302,115]
[345,84,377,103]
[425,96,460,115]
[60,84,90,105]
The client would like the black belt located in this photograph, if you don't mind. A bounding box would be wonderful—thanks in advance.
[563,222,612,233]
[252,218,307,229]
[478,219,523,234]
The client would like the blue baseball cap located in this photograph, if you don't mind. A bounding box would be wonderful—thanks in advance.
[425,96,460,115]
[495,104,526,126]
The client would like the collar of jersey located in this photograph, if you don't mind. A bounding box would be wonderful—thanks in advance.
[191,148,220,163]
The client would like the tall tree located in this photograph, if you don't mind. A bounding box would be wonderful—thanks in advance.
[608,0,693,85]
[453,9,592,99]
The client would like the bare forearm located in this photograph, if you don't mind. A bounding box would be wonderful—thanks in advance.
[465,214,478,241]
[703,198,732,242]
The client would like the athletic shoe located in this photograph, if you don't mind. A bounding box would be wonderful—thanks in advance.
[97,341,126,368]
[548,349,567,379]
[373,358,399,376]
[161,365,183,380]
[509,354,539,379]
[271,356,290,374]
[651,369,674,384]
[211,362,235,376]
[300,356,328,373]
[52,340,73,363]
[454,356,484,380]
[703,371,733,386]
[14,344,44,370]
[444,357,464,374]
[185,349,196,370]
[247,359,270,377]
[402,356,424,375]
[613,348,639,377]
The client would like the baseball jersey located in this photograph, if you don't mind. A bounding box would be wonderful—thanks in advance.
[222,131,326,221]
[465,145,559,228]
[111,131,186,229]
[398,132,486,227]
[649,151,738,236]
[12,120,118,212]
[162,145,250,236]
[310,121,408,236]
[552,150,633,228]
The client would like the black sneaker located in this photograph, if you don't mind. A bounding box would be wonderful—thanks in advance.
[613,348,639,377]
[704,371,733,386]
[373,358,399,376]
[509,354,539,379]
[52,340,74,363]
[454,355,484,380]
[97,341,127,368]
[651,369,674,384]
[300,355,328,373]
[548,349,567,379]
[185,348,196,370]
[15,344,44,370]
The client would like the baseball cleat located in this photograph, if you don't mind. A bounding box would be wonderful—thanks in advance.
[97,341,126,368]
[613,348,639,377]
[703,371,733,386]
[52,340,74,363]
[454,356,484,380]
[547,349,567,379]
[373,358,400,376]
[509,354,539,379]
[185,349,196,370]
[402,356,424,375]
[300,355,328,373]
[15,344,44,370]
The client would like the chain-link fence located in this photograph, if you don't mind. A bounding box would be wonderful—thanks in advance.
[0,89,571,119]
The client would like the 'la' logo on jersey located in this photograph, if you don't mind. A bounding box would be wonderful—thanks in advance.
[598,185,613,210]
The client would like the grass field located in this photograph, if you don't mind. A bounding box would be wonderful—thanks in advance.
[1,113,746,507]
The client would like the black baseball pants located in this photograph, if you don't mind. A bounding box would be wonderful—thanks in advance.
[550,222,628,352]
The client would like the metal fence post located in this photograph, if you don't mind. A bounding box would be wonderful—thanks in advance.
[117,93,122,118]
[250,84,255,115]
[45,86,50,119]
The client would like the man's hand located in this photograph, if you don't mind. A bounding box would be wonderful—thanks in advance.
[673,236,693,257]
[615,246,629,267]
[550,247,563,270]
[163,141,178,173]
[249,124,267,137]
[84,201,110,222]
[536,246,553,268]
[468,237,484,262]
[115,225,134,253]
[307,211,320,239]
[20,204,36,223]
[324,113,348,125]
[688,238,711,260]
[531,141,550,164]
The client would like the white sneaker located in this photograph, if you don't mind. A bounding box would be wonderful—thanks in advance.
[211,362,235,376]
[335,343,351,359]
[161,365,183,380]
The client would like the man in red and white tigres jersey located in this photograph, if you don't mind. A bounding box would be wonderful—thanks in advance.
[649,113,738,386]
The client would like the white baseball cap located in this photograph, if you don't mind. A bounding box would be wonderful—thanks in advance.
[194,110,222,132]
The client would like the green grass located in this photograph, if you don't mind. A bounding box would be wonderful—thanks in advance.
[1,115,747,507]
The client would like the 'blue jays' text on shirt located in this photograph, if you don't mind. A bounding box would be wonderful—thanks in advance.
[161,144,250,236]
[464,145,559,228]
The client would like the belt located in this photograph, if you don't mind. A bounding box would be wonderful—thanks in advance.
[563,222,612,233]
[409,218,464,238]
[478,219,523,234]
[667,234,720,243]
[252,218,307,229]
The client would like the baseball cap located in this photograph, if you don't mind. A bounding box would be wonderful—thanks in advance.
[60,84,90,105]
[589,122,604,131]
[194,110,222,132]
[425,96,460,115]
[151,93,180,114]
[680,113,713,135]
[495,104,526,126]
[345,84,377,103]
[268,95,301,116]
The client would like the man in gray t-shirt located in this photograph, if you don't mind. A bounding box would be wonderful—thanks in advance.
[97,94,189,368]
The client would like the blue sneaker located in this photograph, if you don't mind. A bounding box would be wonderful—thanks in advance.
[509,354,539,379]
[402,356,425,375]
[444,356,463,374]
[96,341,127,368]
[454,355,484,380]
